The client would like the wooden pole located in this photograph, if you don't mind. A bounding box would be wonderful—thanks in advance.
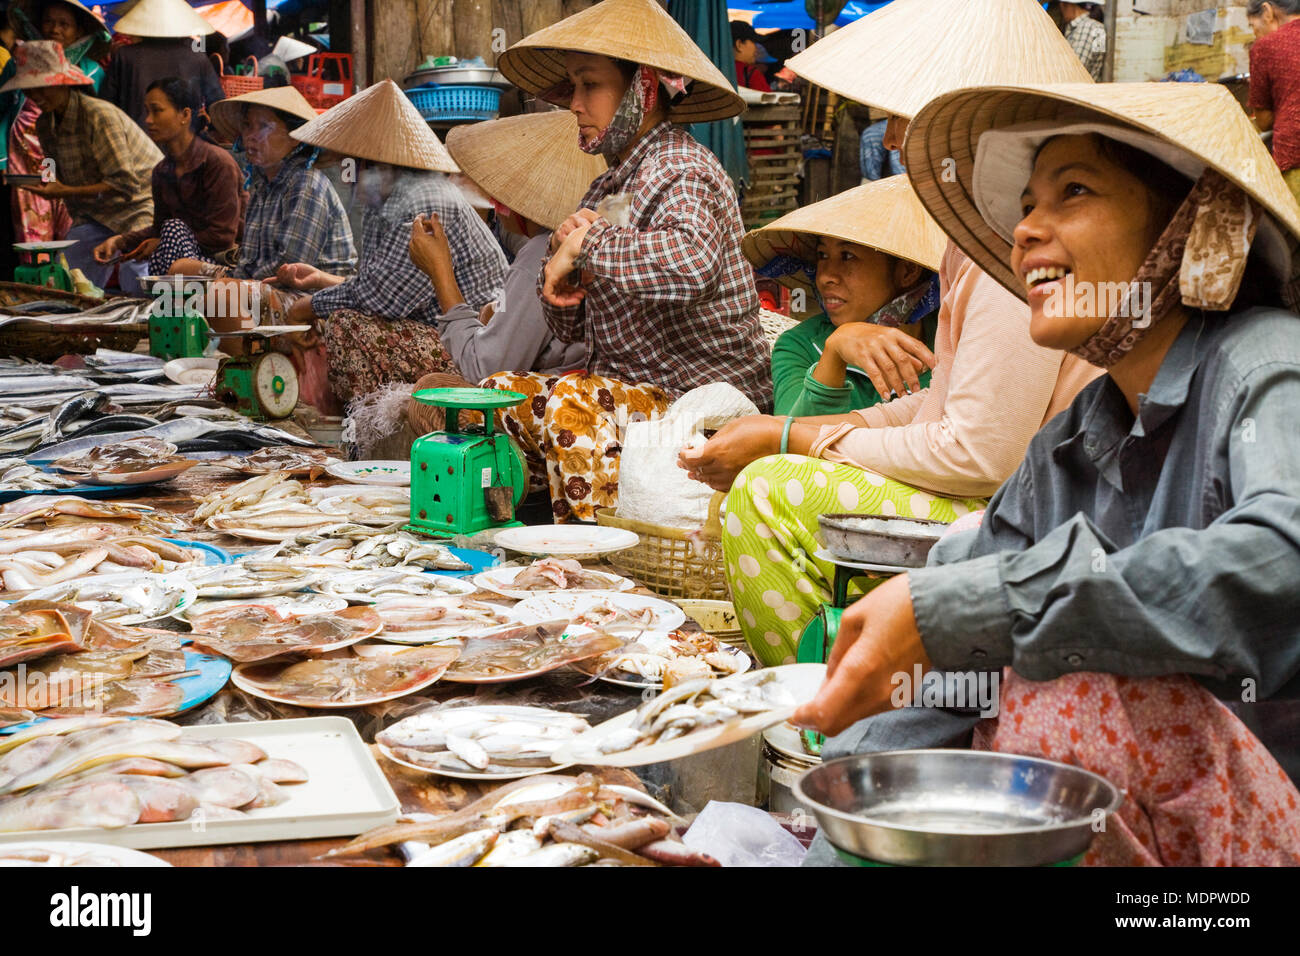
[350,0,368,86]
[1103,1,1117,82]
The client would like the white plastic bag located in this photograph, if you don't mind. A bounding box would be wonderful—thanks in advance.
[682,801,808,867]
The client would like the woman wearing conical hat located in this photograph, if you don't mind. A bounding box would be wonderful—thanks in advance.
[404,111,602,448]
[99,0,226,130]
[494,0,771,522]
[680,0,1101,669]
[272,79,507,415]
[795,81,1300,865]
[0,1,109,246]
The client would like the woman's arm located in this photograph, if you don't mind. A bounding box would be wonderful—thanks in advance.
[192,149,243,251]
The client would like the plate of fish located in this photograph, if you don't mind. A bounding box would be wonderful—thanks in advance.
[187,605,383,663]
[493,525,639,558]
[0,716,400,849]
[163,357,220,388]
[178,562,321,599]
[440,619,624,684]
[213,447,340,478]
[574,628,751,689]
[371,595,527,644]
[256,527,476,575]
[312,567,477,602]
[231,643,460,708]
[23,572,196,625]
[376,704,591,779]
[512,591,685,633]
[324,460,411,486]
[175,593,349,623]
[48,437,198,486]
[553,665,821,768]
[472,558,635,600]
[0,841,172,866]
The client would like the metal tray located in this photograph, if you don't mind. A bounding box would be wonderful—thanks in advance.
[817,513,949,568]
[404,66,511,88]
[0,717,399,849]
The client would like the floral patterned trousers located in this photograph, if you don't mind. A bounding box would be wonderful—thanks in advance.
[481,371,672,522]
[322,309,461,407]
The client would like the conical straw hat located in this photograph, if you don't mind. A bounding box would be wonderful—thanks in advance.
[272,36,317,62]
[209,85,319,144]
[445,111,606,231]
[291,79,458,173]
[786,0,1092,119]
[112,0,216,38]
[498,0,744,124]
[903,82,1300,299]
[742,175,947,295]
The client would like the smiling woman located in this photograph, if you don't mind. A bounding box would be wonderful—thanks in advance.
[799,81,1300,866]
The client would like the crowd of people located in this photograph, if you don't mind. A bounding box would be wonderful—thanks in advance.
[1,0,1298,866]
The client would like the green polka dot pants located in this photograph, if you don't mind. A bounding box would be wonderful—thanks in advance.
[720,454,988,667]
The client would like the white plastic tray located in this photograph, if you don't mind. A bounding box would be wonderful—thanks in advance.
[0,717,398,850]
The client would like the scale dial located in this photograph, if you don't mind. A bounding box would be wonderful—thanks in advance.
[252,352,298,418]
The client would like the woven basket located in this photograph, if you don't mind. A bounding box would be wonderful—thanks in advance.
[595,492,731,601]
[759,307,798,349]
[216,55,264,97]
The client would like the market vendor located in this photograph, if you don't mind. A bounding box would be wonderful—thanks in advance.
[0,0,109,246]
[2,40,160,291]
[91,77,245,277]
[678,0,1099,665]
[795,80,1300,866]
[751,175,944,417]
[404,111,604,476]
[275,79,506,413]
[99,0,226,130]
[494,0,772,522]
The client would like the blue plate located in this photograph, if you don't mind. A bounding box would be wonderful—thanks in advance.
[163,538,232,565]
[0,481,159,504]
[0,646,231,734]
[427,546,499,579]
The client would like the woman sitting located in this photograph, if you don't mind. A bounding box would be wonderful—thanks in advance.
[797,81,1300,865]
[753,175,944,417]
[276,79,507,414]
[494,0,772,522]
[91,77,245,277]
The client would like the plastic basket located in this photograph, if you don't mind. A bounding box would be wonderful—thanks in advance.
[405,83,501,123]
[215,55,263,97]
[594,493,731,601]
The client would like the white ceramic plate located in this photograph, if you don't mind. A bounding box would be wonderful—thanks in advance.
[553,663,825,768]
[163,357,220,388]
[493,525,639,558]
[760,663,826,762]
[512,591,685,632]
[371,595,527,644]
[312,568,476,603]
[25,572,196,625]
[377,741,572,781]
[472,565,635,601]
[325,460,411,486]
[0,841,171,867]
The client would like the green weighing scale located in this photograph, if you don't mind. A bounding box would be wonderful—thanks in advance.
[13,239,77,292]
[143,274,210,360]
[406,387,528,538]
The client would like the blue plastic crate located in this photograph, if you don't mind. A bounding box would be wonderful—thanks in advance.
[406,83,501,123]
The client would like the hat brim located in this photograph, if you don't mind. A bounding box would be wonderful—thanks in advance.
[0,73,92,93]
[208,89,319,144]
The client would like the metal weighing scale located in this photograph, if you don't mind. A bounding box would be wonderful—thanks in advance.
[210,327,304,421]
[406,387,528,538]
[12,239,77,291]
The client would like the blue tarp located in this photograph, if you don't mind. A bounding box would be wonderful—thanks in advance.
[730,1,889,30]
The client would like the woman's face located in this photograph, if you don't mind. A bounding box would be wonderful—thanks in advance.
[143,88,189,144]
[1010,134,1168,350]
[41,3,85,49]
[240,106,296,168]
[564,52,630,148]
[815,238,909,326]
[734,38,759,65]
[1248,3,1281,38]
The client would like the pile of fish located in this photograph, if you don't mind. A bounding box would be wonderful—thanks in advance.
[0,495,187,536]
[444,620,623,684]
[179,563,321,600]
[233,644,460,706]
[313,568,474,602]
[513,558,623,592]
[251,525,471,573]
[21,574,192,624]
[49,436,196,485]
[0,601,194,716]
[378,704,592,774]
[0,523,204,593]
[188,605,382,662]
[213,447,339,479]
[371,597,519,642]
[0,462,79,492]
[0,718,308,833]
[596,672,798,754]
[326,773,718,867]
[589,629,746,685]
[194,473,407,540]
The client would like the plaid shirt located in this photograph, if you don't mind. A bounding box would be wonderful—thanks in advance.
[542,122,771,409]
[1065,14,1106,82]
[234,151,357,279]
[36,91,160,234]
[313,171,505,324]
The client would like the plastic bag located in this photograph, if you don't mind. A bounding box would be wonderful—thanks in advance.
[682,800,807,867]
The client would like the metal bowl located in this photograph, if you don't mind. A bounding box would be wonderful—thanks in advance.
[403,66,511,89]
[795,750,1124,866]
[817,513,948,567]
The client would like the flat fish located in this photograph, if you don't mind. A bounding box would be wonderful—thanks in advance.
[250,757,308,784]
[0,777,141,832]
[235,645,460,706]
[110,774,199,823]
[0,719,182,795]
[183,766,260,809]
[444,622,622,683]
[189,606,383,663]
[203,739,267,765]
[43,678,185,718]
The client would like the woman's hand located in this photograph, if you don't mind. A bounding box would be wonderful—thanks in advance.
[549,208,600,253]
[791,574,931,736]
[17,181,70,199]
[409,214,455,280]
[272,262,326,291]
[824,323,935,400]
[122,238,159,262]
[542,221,594,307]
[93,235,124,264]
[676,415,782,491]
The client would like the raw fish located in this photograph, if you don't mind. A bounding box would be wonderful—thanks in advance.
[0,778,140,832]
[235,645,460,706]
[189,606,383,662]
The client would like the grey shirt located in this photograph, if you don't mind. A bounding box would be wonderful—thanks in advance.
[435,232,588,382]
